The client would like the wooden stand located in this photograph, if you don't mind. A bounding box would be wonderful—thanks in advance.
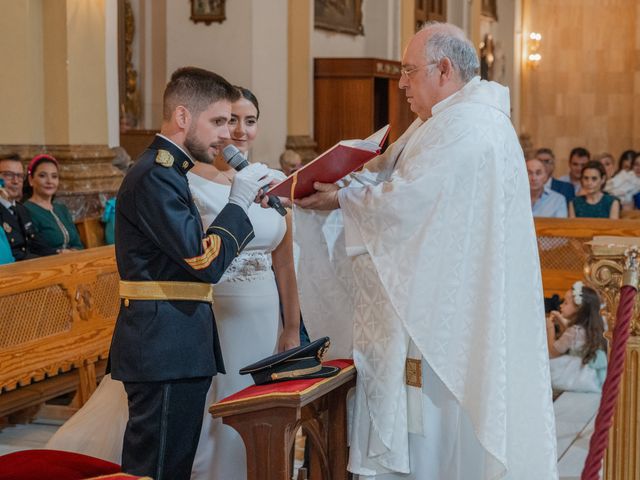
[210,365,356,480]
[314,58,415,153]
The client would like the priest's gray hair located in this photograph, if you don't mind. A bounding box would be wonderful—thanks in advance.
[421,22,479,83]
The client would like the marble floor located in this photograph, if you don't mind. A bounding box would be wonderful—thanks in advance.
[0,391,601,479]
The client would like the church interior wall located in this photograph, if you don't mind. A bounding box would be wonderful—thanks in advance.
[6,1,639,180]
[0,0,45,145]
[311,0,402,61]
[163,0,288,167]
[520,0,640,175]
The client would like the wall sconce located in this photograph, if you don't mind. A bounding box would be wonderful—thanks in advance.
[527,32,542,68]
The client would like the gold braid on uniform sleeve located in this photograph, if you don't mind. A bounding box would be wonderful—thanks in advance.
[184,234,222,270]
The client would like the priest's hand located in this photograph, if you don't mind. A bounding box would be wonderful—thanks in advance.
[295,182,340,210]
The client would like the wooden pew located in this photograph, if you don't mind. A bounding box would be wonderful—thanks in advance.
[534,218,640,297]
[0,246,118,418]
[75,217,106,249]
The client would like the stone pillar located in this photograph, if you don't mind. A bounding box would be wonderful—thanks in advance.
[285,0,317,163]
[585,237,640,480]
[0,0,122,220]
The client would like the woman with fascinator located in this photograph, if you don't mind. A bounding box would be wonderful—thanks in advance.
[23,154,84,252]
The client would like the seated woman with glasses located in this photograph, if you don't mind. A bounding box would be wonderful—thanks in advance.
[23,154,84,253]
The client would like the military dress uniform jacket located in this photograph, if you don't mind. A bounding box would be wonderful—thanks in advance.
[0,203,57,260]
[110,135,255,383]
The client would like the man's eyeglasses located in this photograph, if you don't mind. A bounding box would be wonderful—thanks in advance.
[0,171,25,181]
[400,62,438,78]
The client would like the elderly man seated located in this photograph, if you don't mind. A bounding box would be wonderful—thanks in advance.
[527,157,567,217]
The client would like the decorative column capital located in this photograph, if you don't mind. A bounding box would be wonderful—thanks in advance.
[586,236,640,336]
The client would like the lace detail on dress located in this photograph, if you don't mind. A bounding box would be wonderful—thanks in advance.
[220,250,272,283]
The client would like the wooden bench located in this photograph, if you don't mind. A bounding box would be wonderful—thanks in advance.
[75,217,107,249]
[535,218,640,297]
[0,246,119,419]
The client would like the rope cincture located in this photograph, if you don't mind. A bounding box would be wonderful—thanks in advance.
[581,248,639,480]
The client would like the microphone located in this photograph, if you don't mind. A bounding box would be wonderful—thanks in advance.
[222,145,287,216]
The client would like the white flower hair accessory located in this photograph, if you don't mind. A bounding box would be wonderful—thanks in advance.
[572,281,584,306]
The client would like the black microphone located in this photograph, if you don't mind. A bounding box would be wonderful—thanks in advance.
[222,145,287,216]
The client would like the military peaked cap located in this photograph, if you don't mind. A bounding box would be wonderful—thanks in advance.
[239,337,339,385]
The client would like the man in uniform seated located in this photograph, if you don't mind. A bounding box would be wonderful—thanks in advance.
[0,153,57,260]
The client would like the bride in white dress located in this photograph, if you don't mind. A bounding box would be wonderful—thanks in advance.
[46,87,301,480]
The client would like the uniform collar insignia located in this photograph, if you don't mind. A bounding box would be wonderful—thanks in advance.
[155,149,174,168]
[150,135,195,175]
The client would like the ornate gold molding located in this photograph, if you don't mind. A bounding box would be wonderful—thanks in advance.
[586,236,640,479]
[586,237,640,335]
[122,0,141,129]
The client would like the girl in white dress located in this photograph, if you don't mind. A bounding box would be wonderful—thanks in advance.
[546,281,608,393]
[46,88,301,480]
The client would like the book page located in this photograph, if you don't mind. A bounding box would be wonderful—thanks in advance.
[337,125,390,151]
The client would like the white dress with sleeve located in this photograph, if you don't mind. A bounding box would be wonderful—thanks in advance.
[549,325,603,393]
[46,173,286,480]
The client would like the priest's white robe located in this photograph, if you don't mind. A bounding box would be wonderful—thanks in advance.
[295,77,558,479]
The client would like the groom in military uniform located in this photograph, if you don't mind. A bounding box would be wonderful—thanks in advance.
[110,67,271,479]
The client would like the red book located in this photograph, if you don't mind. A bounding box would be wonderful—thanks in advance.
[268,125,390,200]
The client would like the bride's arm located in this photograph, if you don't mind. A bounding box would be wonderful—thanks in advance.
[272,212,301,352]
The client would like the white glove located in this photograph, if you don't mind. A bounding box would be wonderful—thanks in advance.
[228,163,270,213]
[267,168,287,182]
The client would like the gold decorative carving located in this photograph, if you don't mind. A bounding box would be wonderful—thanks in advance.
[585,236,640,479]
[75,284,93,321]
[586,238,640,335]
[122,0,141,129]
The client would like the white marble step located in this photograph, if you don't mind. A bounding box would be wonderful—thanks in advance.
[554,391,601,480]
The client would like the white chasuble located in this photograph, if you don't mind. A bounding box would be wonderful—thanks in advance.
[296,77,557,479]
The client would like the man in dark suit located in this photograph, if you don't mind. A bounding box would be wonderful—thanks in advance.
[0,153,57,260]
[535,147,575,203]
[110,67,270,480]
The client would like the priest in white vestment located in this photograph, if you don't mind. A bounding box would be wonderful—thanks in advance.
[294,22,558,479]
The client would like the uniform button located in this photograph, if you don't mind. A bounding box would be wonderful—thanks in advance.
[21,247,25,251]
[10,238,14,243]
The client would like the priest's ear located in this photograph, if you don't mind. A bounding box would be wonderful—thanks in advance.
[437,57,456,84]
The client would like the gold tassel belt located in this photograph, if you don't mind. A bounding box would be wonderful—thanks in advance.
[119,280,214,305]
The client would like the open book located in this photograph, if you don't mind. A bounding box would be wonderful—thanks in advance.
[268,125,390,200]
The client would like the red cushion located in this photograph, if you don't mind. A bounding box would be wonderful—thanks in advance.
[85,475,151,480]
[0,449,121,480]
[217,359,354,405]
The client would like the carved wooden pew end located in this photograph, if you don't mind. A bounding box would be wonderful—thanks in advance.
[210,359,356,480]
[0,247,119,423]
